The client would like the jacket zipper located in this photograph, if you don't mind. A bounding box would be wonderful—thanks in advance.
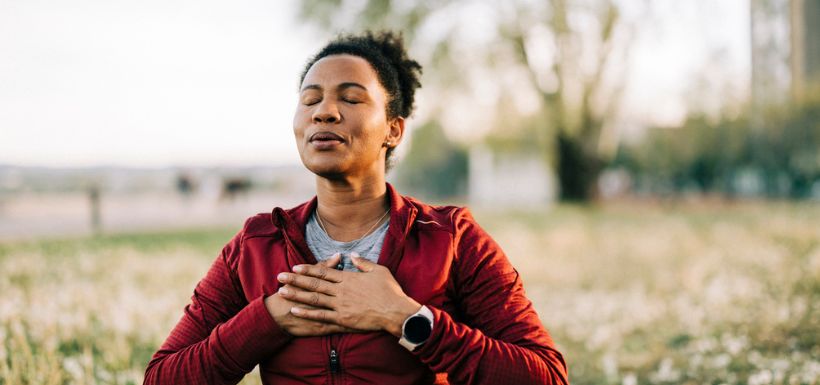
[327,334,342,384]
[329,348,340,374]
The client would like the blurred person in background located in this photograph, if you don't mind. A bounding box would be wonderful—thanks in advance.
[144,31,567,385]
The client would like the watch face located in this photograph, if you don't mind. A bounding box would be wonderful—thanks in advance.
[404,315,432,344]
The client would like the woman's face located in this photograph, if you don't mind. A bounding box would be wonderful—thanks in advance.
[293,54,403,179]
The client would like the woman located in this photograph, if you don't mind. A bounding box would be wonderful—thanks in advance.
[144,31,568,385]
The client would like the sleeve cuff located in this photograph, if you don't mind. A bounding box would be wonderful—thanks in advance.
[411,305,448,358]
[411,305,486,366]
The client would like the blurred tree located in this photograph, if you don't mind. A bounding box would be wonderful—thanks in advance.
[615,115,747,196]
[754,98,820,198]
[298,0,638,202]
[614,97,820,199]
[393,121,468,200]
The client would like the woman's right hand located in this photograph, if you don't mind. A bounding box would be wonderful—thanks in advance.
[264,255,359,336]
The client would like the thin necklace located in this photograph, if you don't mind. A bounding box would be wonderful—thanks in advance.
[316,207,390,253]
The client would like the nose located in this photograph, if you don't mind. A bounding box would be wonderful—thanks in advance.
[312,99,341,124]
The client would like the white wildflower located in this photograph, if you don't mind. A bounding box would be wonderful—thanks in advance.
[651,358,680,382]
[602,352,618,379]
[622,372,637,385]
[721,333,747,356]
[62,356,84,380]
[710,353,731,369]
[748,369,773,385]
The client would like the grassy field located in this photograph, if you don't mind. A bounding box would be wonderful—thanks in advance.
[0,201,818,384]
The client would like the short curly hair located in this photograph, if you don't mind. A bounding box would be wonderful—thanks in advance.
[299,30,423,168]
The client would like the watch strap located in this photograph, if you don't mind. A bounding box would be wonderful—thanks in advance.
[398,305,434,351]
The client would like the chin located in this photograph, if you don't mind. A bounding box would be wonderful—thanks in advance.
[302,158,349,180]
[312,168,349,180]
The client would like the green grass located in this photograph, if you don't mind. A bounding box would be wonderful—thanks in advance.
[0,227,237,260]
[1,201,818,384]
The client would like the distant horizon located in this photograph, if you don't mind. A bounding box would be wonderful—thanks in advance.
[0,161,305,171]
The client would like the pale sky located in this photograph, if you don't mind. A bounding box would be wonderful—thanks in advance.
[622,1,751,129]
[0,0,750,168]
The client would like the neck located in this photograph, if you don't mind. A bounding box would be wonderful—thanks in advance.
[315,175,389,242]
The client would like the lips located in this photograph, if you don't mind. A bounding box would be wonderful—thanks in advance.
[308,131,345,150]
[309,132,345,143]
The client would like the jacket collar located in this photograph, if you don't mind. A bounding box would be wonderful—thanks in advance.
[271,182,418,274]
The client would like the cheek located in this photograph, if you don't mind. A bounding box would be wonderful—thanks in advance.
[293,108,308,138]
[361,111,389,143]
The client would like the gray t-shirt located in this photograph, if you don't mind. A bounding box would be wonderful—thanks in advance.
[305,210,390,272]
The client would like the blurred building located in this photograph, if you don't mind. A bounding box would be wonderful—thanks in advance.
[790,0,820,100]
[468,146,555,208]
[751,0,820,106]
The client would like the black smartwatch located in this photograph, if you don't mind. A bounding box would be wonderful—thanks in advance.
[399,306,434,351]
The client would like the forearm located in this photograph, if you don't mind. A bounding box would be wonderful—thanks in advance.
[414,306,568,385]
[144,296,293,385]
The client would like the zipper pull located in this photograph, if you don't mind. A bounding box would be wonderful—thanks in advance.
[329,348,340,373]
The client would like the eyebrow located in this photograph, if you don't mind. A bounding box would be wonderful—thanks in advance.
[300,82,368,93]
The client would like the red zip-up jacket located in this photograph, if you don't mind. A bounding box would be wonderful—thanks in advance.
[144,183,568,385]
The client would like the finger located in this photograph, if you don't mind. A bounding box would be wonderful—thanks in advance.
[320,253,342,268]
[278,285,334,308]
[309,320,359,334]
[278,273,335,295]
[292,260,343,283]
[290,306,339,323]
[277,288,325,310]
[290,319,345,336]
[322,323,364,334]
[350,252,377,273]
[321,323,349,334]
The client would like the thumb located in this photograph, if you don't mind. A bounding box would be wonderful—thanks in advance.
[350,252,376,272]
[320,252,342,268]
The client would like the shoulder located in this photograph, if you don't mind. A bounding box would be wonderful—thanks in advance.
[403,195,477,235]
[239,212,281,240]
[216,213,280,270]
[237,199,313,240]
[404,196,497,257]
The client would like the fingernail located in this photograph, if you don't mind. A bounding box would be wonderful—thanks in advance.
[350,252,360,259]
[291,307,302,314]
[279,287,289,295]
[277,273,289,281]
[293,265,304,273]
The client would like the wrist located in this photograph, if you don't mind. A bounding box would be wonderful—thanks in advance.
[264,293,288,322]
[385,297,421,337]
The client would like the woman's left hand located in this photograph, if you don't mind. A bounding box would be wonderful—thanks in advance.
[276,253,421,337]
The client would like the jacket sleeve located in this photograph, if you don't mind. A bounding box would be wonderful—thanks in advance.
[413,208,569,385]
[144,227,293,385]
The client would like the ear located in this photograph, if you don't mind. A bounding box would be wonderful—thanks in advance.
[385,116,405,148]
